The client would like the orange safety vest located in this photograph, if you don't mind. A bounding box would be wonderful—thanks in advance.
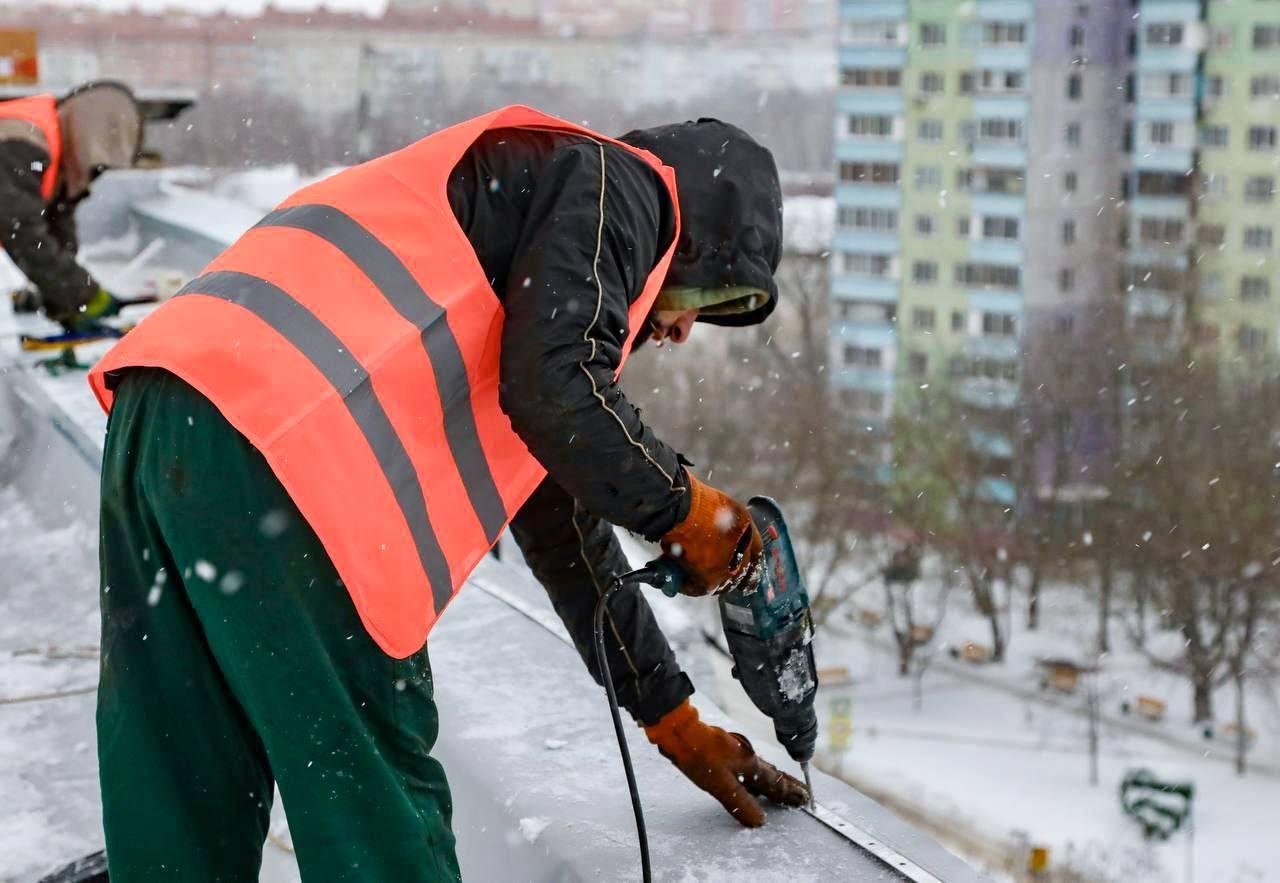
[0,94,63,201]
[89,106,681,658]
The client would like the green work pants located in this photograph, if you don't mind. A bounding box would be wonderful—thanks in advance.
[96,368,460,882]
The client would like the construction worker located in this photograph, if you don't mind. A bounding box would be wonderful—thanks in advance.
[87,106,806,882]
[0,81,142,327]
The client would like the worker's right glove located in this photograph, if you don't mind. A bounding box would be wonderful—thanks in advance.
[644,699,809,828]
[659,474,763,597]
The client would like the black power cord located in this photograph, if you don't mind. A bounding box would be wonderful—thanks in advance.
[593,576,653,883]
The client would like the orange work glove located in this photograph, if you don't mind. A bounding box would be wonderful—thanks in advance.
[644,699,809,828]
[659,475,764,597]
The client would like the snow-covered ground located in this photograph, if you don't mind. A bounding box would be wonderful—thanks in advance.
[795,572,1280,883]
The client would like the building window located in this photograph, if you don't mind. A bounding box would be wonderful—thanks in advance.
[974,69,1026,94]
[956,263,1021,290]
[1140,71,1193,99]
[981,312,1018,336]
[1241,277,1272,302]
[915,166,942,191]
[1148,121,1175,145]
[838,206,899,232]
[957,217,971,237]
[983,22,1027,47]
[841,67,903,89]
[982,216,1020,240]
[915,215,936,236]
[1197,224,1225,247]
[1251,75,1280,99]
[908,351,929,377]
[920,72,944,94]
[1063,219,1077,244]
[1246,176,1276,204]
[841,252,894,277]
[844,345,883,368]
[841,20,901,47]
[1066,122,1081,147]
[913,261,939,284]
[1206,75,1226,98]
[1201,126,1229,148]
[912,307,937,330]
[1067,74,1083,100]
[952,310,966,332]
[1069,24,1085,50]
[1201,174,1228,198]
[1064,171,1078,193]
[920,23,946,46]
[1146,23,1184,47]
[978,118,1024,142]
[1253,24,1280,50]
[918,119,944,141]
[840,389,886,414]
[1202,273,1224,298]
[1249,126,1277,150]
[1139,217,1186,244]
[1238,325,1268,354]
[1244,226,1274,251]
[848,114,895,138]
[838,300,897,324]
[839,161,900,185]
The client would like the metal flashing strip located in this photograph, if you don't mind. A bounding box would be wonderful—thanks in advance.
[470,578,947,883]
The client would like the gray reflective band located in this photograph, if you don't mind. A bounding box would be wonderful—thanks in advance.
[258,204,507,544]
[178,270,454,615]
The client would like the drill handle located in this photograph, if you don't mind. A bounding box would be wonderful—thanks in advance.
[622,559,685,597]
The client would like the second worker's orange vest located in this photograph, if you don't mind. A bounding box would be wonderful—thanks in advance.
[89,106,681,657]
[0,94,63,201]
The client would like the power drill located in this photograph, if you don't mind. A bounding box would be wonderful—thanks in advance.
[639,495,820,801]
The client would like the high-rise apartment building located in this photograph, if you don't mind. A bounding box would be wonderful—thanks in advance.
[832,0,1280,499]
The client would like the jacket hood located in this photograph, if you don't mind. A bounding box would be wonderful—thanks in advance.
[57,81,143,199]
[619,119,782,327]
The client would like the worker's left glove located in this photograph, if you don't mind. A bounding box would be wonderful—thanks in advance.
[60,287,123,332]
[11,287,42,314]
[644,699,809,828]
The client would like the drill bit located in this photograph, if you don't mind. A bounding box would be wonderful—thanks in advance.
[801,761,815,810]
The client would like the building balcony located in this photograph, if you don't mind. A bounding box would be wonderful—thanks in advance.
[833,274,900,303]
[1129,193,1190,219]
[833,365,896,392]
[1132,146,1194,174]
[1127,288,1177,318]
[972,141,1028,168]
[834,228,900,254]
[965,333,1020,362]
[1136,46,1199,72]
[835,138,904,164]
[973,95,1031,120]
[968,237,1024,266]
[836,91,905,115]
[979,476,1017,507]
[834,318,897,349]
[969,191,1025,218]
[837,45,906,69]
[957,377,1019,410]
[974,46,1031,70]
[966,288,1023,315]
[839,0,906,21]
[835,183,902,208]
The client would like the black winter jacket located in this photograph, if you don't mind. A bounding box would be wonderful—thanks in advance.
[0,138,99,318]
[448,124,781,724]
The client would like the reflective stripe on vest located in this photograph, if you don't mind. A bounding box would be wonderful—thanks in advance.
[0,94,62,202]
[89,106,681,658]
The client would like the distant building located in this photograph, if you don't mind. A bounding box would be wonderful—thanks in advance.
[830,0,1280,502]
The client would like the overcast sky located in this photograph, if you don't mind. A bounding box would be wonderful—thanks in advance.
[38,0,389,15]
